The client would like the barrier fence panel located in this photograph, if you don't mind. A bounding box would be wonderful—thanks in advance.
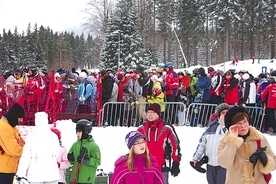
[185,103,217,127]
[185,103,265,131]
[244,106,265,131]
[100,102,186,127]
[0,72,98,126]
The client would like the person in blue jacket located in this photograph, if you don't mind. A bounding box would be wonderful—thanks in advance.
[76,72,93,113]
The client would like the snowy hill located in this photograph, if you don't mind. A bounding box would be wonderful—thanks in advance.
[175,59,275,78]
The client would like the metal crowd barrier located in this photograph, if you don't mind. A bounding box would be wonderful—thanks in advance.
[100,102,186,127]
[185,103,265,130]
[100,102,265,131]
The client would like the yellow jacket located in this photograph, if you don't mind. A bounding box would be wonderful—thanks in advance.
[147,82,165,112]
[0,118,25,173]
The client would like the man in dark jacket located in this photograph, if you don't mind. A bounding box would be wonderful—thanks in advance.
[101,70,115,126]
[135,67,153,123]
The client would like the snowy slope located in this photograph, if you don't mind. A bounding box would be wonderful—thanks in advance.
[175,59,275,78]
[53,119,276,184]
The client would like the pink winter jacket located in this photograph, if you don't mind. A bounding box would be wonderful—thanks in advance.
[57,146,71,183]
[111,154,164,184]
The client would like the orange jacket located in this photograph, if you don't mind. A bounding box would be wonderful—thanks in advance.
[0,118,24,173]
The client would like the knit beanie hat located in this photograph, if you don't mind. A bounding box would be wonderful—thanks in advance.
[242,73,250,80]
[125,131,145,149]
[224,106,249,129]
[207,67,215,73]
[57,68,66,75]
[35,112,49,127]
[79,72,88,79]
[147,103,161,116]
[209,113,218,122]
[50,127,61,140]
[5,103,25,127]
[215,103,231,117]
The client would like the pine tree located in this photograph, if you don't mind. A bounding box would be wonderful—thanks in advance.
[99,0,150,72]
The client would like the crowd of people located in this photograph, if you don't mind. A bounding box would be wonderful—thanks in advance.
[0,62,276,130]
[0,60,276,183]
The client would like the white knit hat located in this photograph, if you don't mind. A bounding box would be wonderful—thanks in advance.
[35,111,49,127]
[242,73,250,80]
[79,72,88,79]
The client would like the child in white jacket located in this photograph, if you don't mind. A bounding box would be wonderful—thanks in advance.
[16,112,60,183]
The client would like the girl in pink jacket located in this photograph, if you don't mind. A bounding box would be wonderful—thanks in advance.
[111,131,164,184]
[51,127,71,184]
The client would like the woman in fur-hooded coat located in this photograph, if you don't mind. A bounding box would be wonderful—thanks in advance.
[217,106,276,184]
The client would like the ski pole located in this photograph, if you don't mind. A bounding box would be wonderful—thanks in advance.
[72,162,81,184]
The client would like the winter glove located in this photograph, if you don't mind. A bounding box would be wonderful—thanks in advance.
[79,96,85,102]
[259,151,268,166]
[77,155,90,164]
[171,161,180,177]
[67,152,74,162]
[189,155,209,173]
[77,147,89,164]
[16,176,28,183]
[163,85,170,91]
[249,147,267,165]
[131,101,139,106]
[221,90,226,98]
[196,92,202,98]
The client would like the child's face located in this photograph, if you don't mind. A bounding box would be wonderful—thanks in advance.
[133,138,146,155]
[76,130,82,139]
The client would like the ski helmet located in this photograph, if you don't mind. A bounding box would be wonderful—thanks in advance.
[3,70,13,79]
[271,70,276,76]
[164,61,174,70]
[28,65,37,76]
[193,68,199,75]
[178,71,184,76]
[152,87,161,96]
[268,70,276,83]
[76,119,93,138]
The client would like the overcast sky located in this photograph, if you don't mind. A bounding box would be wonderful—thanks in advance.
[0,0,87,33]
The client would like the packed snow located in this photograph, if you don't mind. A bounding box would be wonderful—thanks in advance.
[50,119,276,184]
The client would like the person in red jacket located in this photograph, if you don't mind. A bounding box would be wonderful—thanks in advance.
[261,70,276,134]
[222,71,239,106]
[111,131,164,184]
[137,103,181,184]
[163,62,179,125]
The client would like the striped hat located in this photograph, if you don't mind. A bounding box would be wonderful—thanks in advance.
[125,131,145,149]
[147,103,161,116]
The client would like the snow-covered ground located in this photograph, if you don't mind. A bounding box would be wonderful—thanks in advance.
[17,119,276,184]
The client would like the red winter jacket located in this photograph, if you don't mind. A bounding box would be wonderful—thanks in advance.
[137,119,181,171]
[261,83,276,108]
[223,77,239,105]
[164,69,179,96]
